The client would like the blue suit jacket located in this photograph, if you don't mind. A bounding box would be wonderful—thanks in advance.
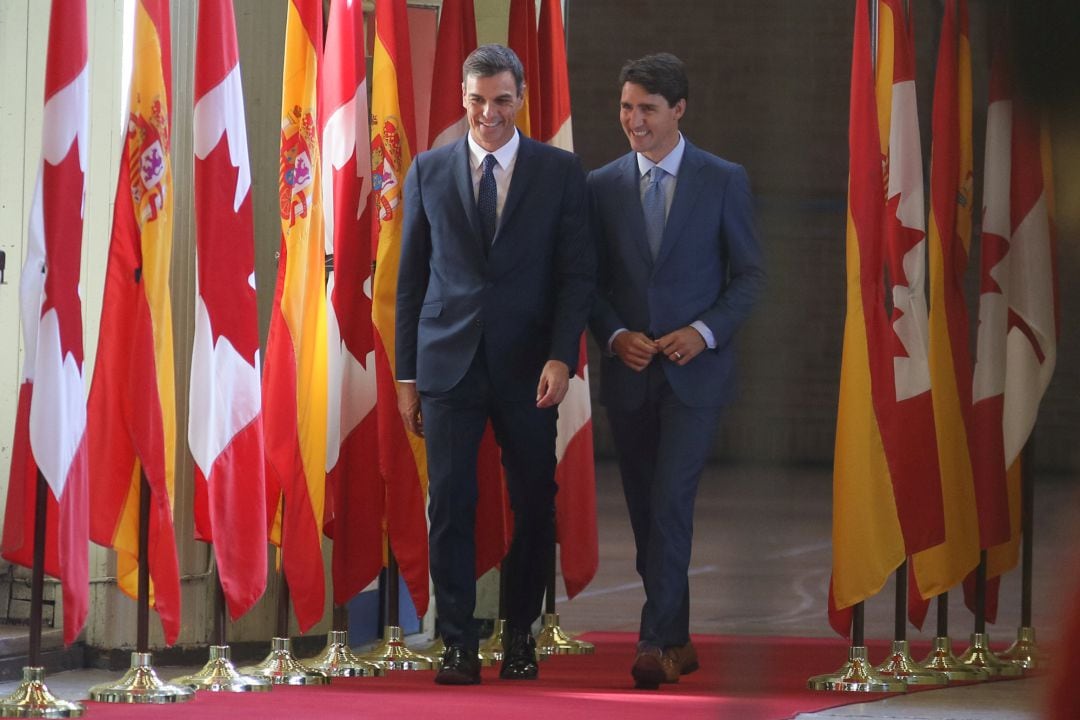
[588,141,765,409]
[396,134,595,400]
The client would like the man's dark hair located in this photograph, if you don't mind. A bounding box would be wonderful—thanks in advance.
[619,53,689,108]
[463,44,526,96]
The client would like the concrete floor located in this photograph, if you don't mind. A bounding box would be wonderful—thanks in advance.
[2,462,1077,719]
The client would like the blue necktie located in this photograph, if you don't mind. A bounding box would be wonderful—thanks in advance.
[478,154,498,253]
[642,166,666,259]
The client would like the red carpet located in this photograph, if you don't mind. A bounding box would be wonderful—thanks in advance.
[80,633,1011,720]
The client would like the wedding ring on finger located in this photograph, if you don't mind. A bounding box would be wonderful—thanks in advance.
[673,351,682,360]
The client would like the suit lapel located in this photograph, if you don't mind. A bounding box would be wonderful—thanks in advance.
[452,136,485,253]
[497,133,536,238]
[655,142,705,269]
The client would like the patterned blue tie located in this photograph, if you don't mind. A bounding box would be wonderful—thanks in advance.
[642,166,666,259]
[478,154,498,253]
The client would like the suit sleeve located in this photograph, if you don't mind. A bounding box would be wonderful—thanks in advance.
[549,154,596,373]
[587,169,626,347]
[395,157,430,382]
[696,165,765,350]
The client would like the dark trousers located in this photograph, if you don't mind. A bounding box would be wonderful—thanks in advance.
[420,346,557,652]
[607,362,722,648]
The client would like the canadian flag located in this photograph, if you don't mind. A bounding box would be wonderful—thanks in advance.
[189,0,268,621]
[538,0,597,598]
[1,0,90,646]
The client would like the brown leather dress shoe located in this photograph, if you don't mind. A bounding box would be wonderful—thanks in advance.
[631,645,666,689]
[662,640,700,682]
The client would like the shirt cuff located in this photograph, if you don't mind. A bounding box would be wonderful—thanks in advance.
[606,328,628,355]
[691,321,715,350]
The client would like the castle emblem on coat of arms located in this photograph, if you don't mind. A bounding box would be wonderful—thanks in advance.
[280,104,319,227]
[371,115,405,229]
[127,96,170,225]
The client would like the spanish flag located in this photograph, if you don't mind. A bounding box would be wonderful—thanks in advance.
[828,0,905,636]
[371,0,430,615]
[909,0,980,626]
[262,0,328,633]
[87,0,181,645]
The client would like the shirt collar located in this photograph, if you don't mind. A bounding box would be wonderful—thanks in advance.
[636,133,686,178]
[468,128,520,170]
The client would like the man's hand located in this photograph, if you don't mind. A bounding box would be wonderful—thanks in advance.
[656,326,707,366]
[536,360,571,408]
[397,382,423,437]
[612,331,658,372]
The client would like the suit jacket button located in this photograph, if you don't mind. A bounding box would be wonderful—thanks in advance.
[474,319,483,328]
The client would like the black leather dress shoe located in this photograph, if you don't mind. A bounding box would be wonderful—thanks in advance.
[499,628,539,680]
[435,645,481,685]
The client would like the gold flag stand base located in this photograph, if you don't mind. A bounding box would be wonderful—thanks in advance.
[873,640,948,685]
[478,619,506,666]
[88,652,196,703]
[958,632,1023,677]
[238,637,330,685]
[998,626,1042,670]
[0,666,84,717]
[171,645,272,692]
[356,626,436,671]
[920,636,990,681]
[305,631,384,677]
[536,613,594,656]
[807,646,908,692]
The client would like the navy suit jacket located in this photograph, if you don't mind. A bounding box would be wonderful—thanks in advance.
[588,141,765,409]
[396,134,594,401]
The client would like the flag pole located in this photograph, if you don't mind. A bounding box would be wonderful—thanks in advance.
[999,438,1043,668]
[874,562,947,683]
[957,551,1022,676]
[536,528,593,656]
[170,572,272,691]
[920,591,989,679]
[478,566,510,665]
[239,498,329,685]
[356,545,435,670]
[89,474,195,703]
[0,473,85,716]
[808,600,907,692]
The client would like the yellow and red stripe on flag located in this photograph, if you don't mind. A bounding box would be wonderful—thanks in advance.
[371,0,430,615]
[87,0,181,645]
[909,0,980,627]
[828,0,906,637]
[262,0,328,633]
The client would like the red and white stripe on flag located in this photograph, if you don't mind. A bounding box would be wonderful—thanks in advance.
[190,0,268,621]
[1,0,90,646]
[538,0,598,598]
[321,0,384,605]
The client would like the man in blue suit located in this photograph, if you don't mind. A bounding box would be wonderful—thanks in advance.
[396,44,594,685]
[589,53,765,689]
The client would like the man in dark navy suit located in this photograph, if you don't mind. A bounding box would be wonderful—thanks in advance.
[396,44,594,685]
[589,53,765,688]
